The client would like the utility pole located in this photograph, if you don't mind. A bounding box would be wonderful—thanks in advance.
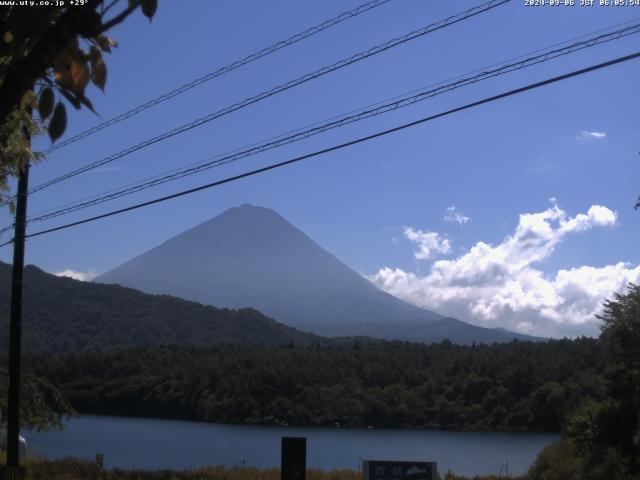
[5,157,30,480]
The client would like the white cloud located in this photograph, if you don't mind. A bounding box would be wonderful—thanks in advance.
[516,321,533,333]
[54,269,97,282]
[369,203,636,338]
[444,206,471,225]
[403,227,451,260]
[577,131,606,140]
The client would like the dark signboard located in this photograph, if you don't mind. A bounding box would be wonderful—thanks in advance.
[281,437,306,480]
[362,460,438,480]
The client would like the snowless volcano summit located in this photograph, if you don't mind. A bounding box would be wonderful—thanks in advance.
[96,204,538,344]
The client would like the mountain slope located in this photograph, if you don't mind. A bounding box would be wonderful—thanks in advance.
[0,262,321,352]
[97,204,443,337]
[96,204,540,344]
[332,317,541,344]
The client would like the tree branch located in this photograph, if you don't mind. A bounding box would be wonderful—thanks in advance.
[97,0,141,34]
[102,0,123,17]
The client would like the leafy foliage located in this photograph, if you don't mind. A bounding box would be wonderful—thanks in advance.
[528,439,585,480]
[47,101,67,143]
[0,368,74,432]
[140,0,159,22]
[36,87,54,120]
[23,338,603,432]
[0,0,158,205]
[529,284,640,480]
[0,262,322,352]
[0,89,42,210]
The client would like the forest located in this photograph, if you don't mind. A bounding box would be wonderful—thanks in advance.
[0,262,321,351]
[5,284,640,479]
[23,337,602,432]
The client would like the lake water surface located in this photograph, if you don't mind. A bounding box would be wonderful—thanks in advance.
[27,415,558,477]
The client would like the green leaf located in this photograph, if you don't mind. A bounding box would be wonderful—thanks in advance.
[38,87,54,120]
[141,0,158,21]
[59,88,81,109]
[89,46,107,91]
[94,35,117,53]
[78,94,97,115]
[48,102,67,143]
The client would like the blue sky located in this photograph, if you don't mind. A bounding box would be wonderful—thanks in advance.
[1,0,639,337]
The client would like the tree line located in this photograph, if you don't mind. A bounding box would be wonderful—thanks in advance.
[22,337,603,433]
[5,283,640,479]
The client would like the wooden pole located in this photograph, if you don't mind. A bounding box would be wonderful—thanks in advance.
[6,160,30,479]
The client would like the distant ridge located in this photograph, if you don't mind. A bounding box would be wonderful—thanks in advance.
[0,261,322,352]
[96,204,541,344]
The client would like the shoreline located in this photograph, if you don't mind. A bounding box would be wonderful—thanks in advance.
[58,411,561,435]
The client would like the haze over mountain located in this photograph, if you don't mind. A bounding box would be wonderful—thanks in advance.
[97,204,541,344]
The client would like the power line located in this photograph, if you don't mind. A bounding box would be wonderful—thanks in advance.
[22,16,640,222]
[2,18,637,238]
[1,49,636,248]
[22,21,640,225]
[41,0,393,155]
[19,0,509,201]
[5,15,637,186]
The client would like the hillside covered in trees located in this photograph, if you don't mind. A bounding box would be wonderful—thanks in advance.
[0,262,322,351]
[528,284,640,480]
[24,338,603,432]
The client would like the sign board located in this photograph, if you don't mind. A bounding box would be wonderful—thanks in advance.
[362,460,438,480]
[281,437,306,480]
[95,453,104,469]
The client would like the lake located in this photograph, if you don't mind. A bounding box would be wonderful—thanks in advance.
[27,415,558,477]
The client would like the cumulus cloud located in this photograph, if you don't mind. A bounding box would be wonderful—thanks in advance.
[369,203,636,337]
[403,227,451,260]
[444,206,471,225]
[54,269,97,282]
[577,131,606,140]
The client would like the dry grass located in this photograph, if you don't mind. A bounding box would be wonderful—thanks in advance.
[11,457,362,480]
[0,455,529,480]
[442,473,527,480]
